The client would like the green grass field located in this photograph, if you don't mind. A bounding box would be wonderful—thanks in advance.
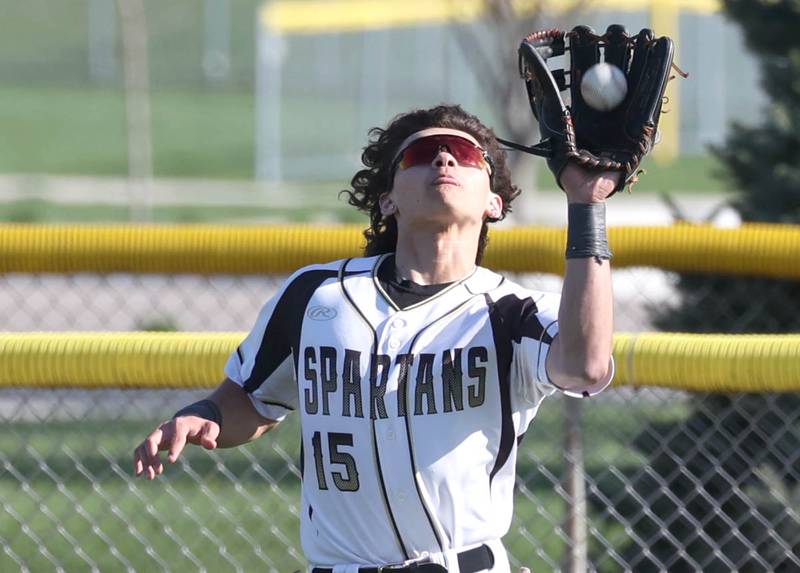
[0,83,731,188]
[0,197,366,224]
[0,80,733,225]
[0,397,688,571]
[0,85,255,180]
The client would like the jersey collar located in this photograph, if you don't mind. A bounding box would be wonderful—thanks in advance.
[367,254,503,311]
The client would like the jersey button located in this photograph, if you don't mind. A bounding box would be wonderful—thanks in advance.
[388,337,401,350]
[391,318,406,329]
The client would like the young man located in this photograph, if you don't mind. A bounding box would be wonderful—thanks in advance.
[134,105,616,572]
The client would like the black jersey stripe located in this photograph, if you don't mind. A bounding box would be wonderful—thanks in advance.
[498,293,554,345]
[243,269,335,393]
[243,269,356,393]
[339,258,410,561]
[299,436,304,479]
[485,293,515,484]
[258,399,295,411]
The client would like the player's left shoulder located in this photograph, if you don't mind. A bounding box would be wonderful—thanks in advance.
[463,265,507,295]
[476,270,559,309]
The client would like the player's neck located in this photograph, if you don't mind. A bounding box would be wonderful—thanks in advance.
[393,229,478,285]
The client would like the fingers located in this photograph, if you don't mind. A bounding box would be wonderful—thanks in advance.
[168,417,220,460]
[167,422,188,463]
[569,25,600,80]
[560,162,623,202]
[199,421,220,450]
[519,568,532,573]
[134,425,166,480]
[604,24,630,72]
[133,417,222,479]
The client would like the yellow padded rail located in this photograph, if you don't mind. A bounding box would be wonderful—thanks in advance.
[0,332,241,389]
[1,223,799,279]
[1,332,798,392]
[613,333,800,393]
[0,225,363,275]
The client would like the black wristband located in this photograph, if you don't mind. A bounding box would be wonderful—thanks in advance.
[173,399,223,427]
[565,202,612,261]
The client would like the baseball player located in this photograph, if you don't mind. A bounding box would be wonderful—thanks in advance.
[134,104,616,571]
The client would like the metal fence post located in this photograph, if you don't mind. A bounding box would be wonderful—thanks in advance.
[255,19,284,181]
[117,0,153,222]
[203,0,231,84]
[563,397,588,573]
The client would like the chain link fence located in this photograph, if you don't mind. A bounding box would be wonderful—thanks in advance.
[2,269,799,571]
[0,269,685,333]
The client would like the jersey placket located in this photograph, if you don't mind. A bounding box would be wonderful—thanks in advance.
[338,258,504,562]
[373,312,446,556]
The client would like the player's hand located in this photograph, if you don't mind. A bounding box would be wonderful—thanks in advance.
[560,162,623,204]
[133,416,220,480]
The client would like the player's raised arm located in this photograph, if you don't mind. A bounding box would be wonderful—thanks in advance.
[509,25,675,395]
[546,163,616,393]
[133,378,277,480]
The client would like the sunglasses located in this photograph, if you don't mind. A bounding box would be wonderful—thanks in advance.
[391,134,494,177]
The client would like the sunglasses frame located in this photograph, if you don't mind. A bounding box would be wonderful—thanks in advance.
[389,134,495,186]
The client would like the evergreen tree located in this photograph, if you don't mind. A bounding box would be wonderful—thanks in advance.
[590,2,800,570]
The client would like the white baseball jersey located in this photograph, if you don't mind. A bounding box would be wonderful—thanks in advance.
[225,254,612,570]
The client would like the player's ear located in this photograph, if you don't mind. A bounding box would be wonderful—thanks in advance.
[379,193,396,217]
[485,192,503,220]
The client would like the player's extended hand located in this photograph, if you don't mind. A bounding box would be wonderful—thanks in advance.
[133,416,220,480]
[560,162,623,204]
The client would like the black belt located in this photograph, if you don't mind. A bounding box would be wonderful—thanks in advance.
[312,543,494,573]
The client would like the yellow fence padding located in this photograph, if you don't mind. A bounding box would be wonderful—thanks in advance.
[1,223,799,279]
[613,333,800,392]
[0,225,363,275]
[1,332,798,392]
[0,332,241,389]
[486,224,800,278]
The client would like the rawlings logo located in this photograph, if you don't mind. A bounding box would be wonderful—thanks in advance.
[306,306,337,321]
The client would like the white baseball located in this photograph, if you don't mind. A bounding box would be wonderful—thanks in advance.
[580,62,628,111]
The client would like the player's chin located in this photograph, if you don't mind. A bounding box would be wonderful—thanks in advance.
[428,195,469,217]
[435,207,484,228]
[432,185,475,211]
[409,204,466,227]
[430,182,462,196]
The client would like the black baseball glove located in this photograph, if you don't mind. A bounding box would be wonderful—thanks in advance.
[499,24,678,194]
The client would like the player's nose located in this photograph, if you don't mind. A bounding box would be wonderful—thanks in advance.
[432,148,457,169]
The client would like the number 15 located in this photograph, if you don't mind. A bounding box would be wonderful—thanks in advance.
[311,431,360,492]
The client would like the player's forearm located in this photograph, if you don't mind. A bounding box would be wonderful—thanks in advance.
[549,165,616,388]
[207,379,277,448]
[551,257,613,386]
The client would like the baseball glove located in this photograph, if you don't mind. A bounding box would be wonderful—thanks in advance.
[498,24,680,194]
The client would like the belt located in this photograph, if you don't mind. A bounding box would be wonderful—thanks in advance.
[311,543,494,573]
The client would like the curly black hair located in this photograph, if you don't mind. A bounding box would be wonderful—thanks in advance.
[341,105,520,264]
